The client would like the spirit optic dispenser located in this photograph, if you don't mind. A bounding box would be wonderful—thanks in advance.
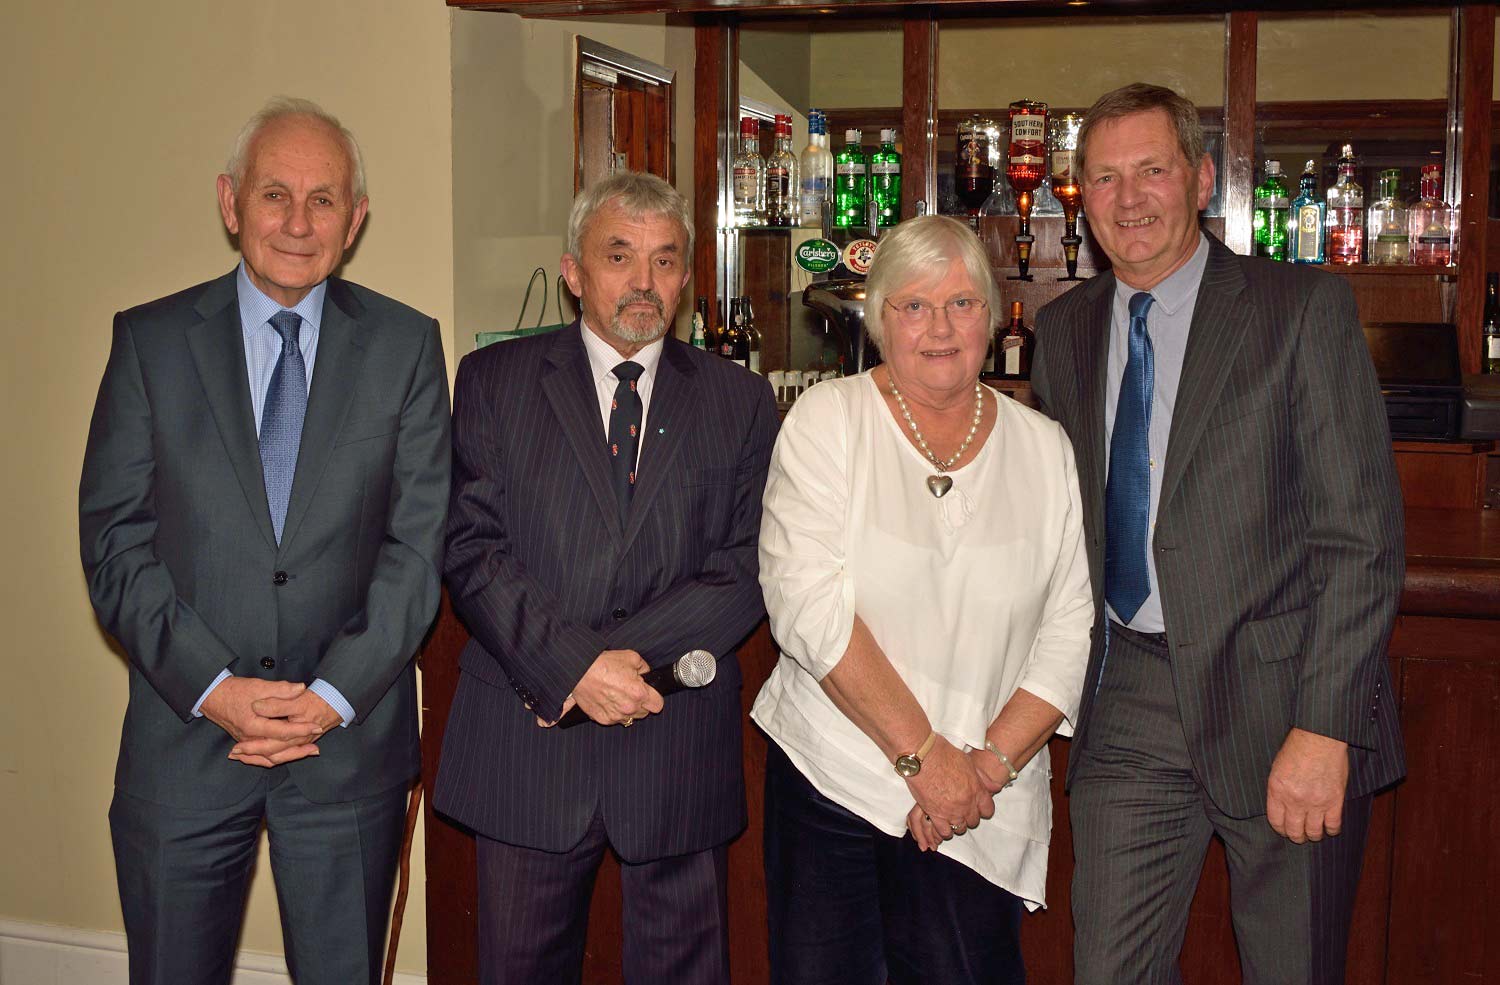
[1048,113,1085,281]
[1006,99,1048,281]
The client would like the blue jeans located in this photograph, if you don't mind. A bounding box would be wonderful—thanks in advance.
[763,741,1025,985]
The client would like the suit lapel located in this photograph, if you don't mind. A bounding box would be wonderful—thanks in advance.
[279,279,369,551]
[542,324,625,544]
[1159,239,1251,512]
[1076,274,1116,537]
[622,340,697,552]
[187,271,277,551]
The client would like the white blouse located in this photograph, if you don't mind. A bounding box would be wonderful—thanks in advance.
[751,372,1093,909]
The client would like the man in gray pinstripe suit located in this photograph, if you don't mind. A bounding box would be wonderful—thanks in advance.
[434,172,777,984]
[1032,84,1405,985]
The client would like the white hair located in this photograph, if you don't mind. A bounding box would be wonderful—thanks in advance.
[225,96,367,202]
[566,171,693,260]
[864,214,1000,355]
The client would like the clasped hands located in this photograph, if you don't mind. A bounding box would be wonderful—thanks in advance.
[200,677,342,768]
[904,736,1011,852]
[537,649,664,728]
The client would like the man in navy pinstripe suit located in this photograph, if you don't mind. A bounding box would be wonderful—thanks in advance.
[1032,85,1405,984]
[434,171,777,984]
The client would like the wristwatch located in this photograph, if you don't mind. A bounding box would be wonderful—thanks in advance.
[894,730,938,778]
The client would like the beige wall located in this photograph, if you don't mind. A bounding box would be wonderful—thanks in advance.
[0,0,453,974]
[451,11,696,356]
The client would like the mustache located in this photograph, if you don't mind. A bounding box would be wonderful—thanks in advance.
[615,290,665,316]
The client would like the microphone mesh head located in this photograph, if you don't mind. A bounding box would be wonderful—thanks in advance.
[675,649,717,688]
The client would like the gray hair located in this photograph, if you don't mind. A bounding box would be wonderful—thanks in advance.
[1077,82,1205,178]
[225,96,367,202]
[566,171,693,259]
[864,215,999,356]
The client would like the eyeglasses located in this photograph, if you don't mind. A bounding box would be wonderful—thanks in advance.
[883,297,989,328]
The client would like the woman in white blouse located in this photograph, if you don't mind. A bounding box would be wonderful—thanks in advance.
[752,215,1093,985]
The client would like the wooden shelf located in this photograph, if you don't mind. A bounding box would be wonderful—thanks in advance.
[1323,263,1458,278]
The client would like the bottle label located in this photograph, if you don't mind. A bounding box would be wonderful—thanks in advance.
[1255,194,1289,209]
[1010,115,1045,143]
[1003,342,1020,376]
[749,350,761,375]
[837,162,867,176]
[1489,336,1500,358]
[872,162,900,175]
[1418,233,1450,245]
[766,167,790,197]
[1295,206,1321,260]
[733,167,759,205]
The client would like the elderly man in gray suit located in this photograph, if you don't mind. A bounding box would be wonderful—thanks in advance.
[1031,83,1405,985]
[79,97,449,985]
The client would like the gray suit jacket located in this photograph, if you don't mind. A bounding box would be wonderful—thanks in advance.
[1032,237,1406,818]
[80,270,450,809]
[434,323,777,862]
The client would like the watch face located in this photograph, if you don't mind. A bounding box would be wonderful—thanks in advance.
[894,754,921,778]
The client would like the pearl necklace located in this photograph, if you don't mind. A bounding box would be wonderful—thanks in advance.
[887,372,984,499]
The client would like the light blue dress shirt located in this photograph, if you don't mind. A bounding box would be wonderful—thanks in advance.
[1102,233,1210,634]
[190,263,354,728]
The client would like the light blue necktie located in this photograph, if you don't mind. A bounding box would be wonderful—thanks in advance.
[260,311,307,544]
[1105,292,1155,623]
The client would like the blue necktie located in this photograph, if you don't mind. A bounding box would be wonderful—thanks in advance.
[260,311,308,544]
[607,360,644,524]
[1105,292,1155,623]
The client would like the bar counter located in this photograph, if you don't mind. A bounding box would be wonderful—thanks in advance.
[418,504,1500,985]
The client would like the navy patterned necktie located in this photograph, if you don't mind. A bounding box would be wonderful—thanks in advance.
[260,310,308,544]
[1105,292,1155,623]
[607,360,645,523]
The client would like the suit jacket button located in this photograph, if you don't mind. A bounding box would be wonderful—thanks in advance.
[273,571,288,586]
[260,657,276,670]
[612,607,628,620]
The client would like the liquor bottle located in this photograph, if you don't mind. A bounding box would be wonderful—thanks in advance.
[1252,160,1291,261]
[955,116,995,231]
[834,129,868,229]
[1325,144,1364,265]
[996,300,1035,380]
[742,296,763,374]
[799,110,833,228]
[690,310,708,350]
[1006,100,1049,281]
[1290,160,1326,265]
[721,298,743,360]
[695,296,713,351]
[1485,273,1500,374]
[1409,163,1456,266]
[870,128,901,228]
[766,115,799,228]
[732,117,766,227]
[1366,169,1410,266]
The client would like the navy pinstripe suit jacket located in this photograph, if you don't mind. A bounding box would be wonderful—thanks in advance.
[434,322,777,861]
[1032,237,1407,818]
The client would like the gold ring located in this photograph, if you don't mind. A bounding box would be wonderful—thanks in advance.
[622,717,635,727]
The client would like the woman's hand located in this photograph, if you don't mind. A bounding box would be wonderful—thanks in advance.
[905,736,994,830]
[968,746,1012,795]
[906,804,953,852]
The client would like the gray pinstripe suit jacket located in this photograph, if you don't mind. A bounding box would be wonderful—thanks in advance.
[434,322,778,862]
[1032,237,1406,818]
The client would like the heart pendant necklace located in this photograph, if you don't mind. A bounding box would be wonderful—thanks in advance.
[887,371,984,499]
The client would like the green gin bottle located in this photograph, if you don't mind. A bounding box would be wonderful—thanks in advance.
[870,129,901,228]
[1252,160,1290,261]
[834,129,868,229]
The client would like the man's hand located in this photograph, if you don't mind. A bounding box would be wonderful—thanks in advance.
[568,650,664,727]
[200,678,324,768]
[905,736,995,834]
[1266,727,1349,844]
[228,689,345,765]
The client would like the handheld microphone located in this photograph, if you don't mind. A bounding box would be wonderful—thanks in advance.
[557,649,717,729]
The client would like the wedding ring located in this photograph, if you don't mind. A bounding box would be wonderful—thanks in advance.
[622,717,635,727]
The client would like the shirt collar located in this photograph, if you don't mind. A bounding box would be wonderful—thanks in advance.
[236,260,328,335]
[580,318,666,385]
[1113,232,1210,317]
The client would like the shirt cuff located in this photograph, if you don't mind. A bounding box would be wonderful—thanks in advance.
[308,679,355,727]
[191,668,233,718]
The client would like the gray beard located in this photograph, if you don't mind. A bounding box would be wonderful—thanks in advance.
[608,291,669,344]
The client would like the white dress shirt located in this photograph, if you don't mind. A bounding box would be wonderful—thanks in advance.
[580,320,664,467]
[751,373,1094,908]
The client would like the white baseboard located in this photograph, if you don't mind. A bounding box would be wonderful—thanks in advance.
[0,918,426,985]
